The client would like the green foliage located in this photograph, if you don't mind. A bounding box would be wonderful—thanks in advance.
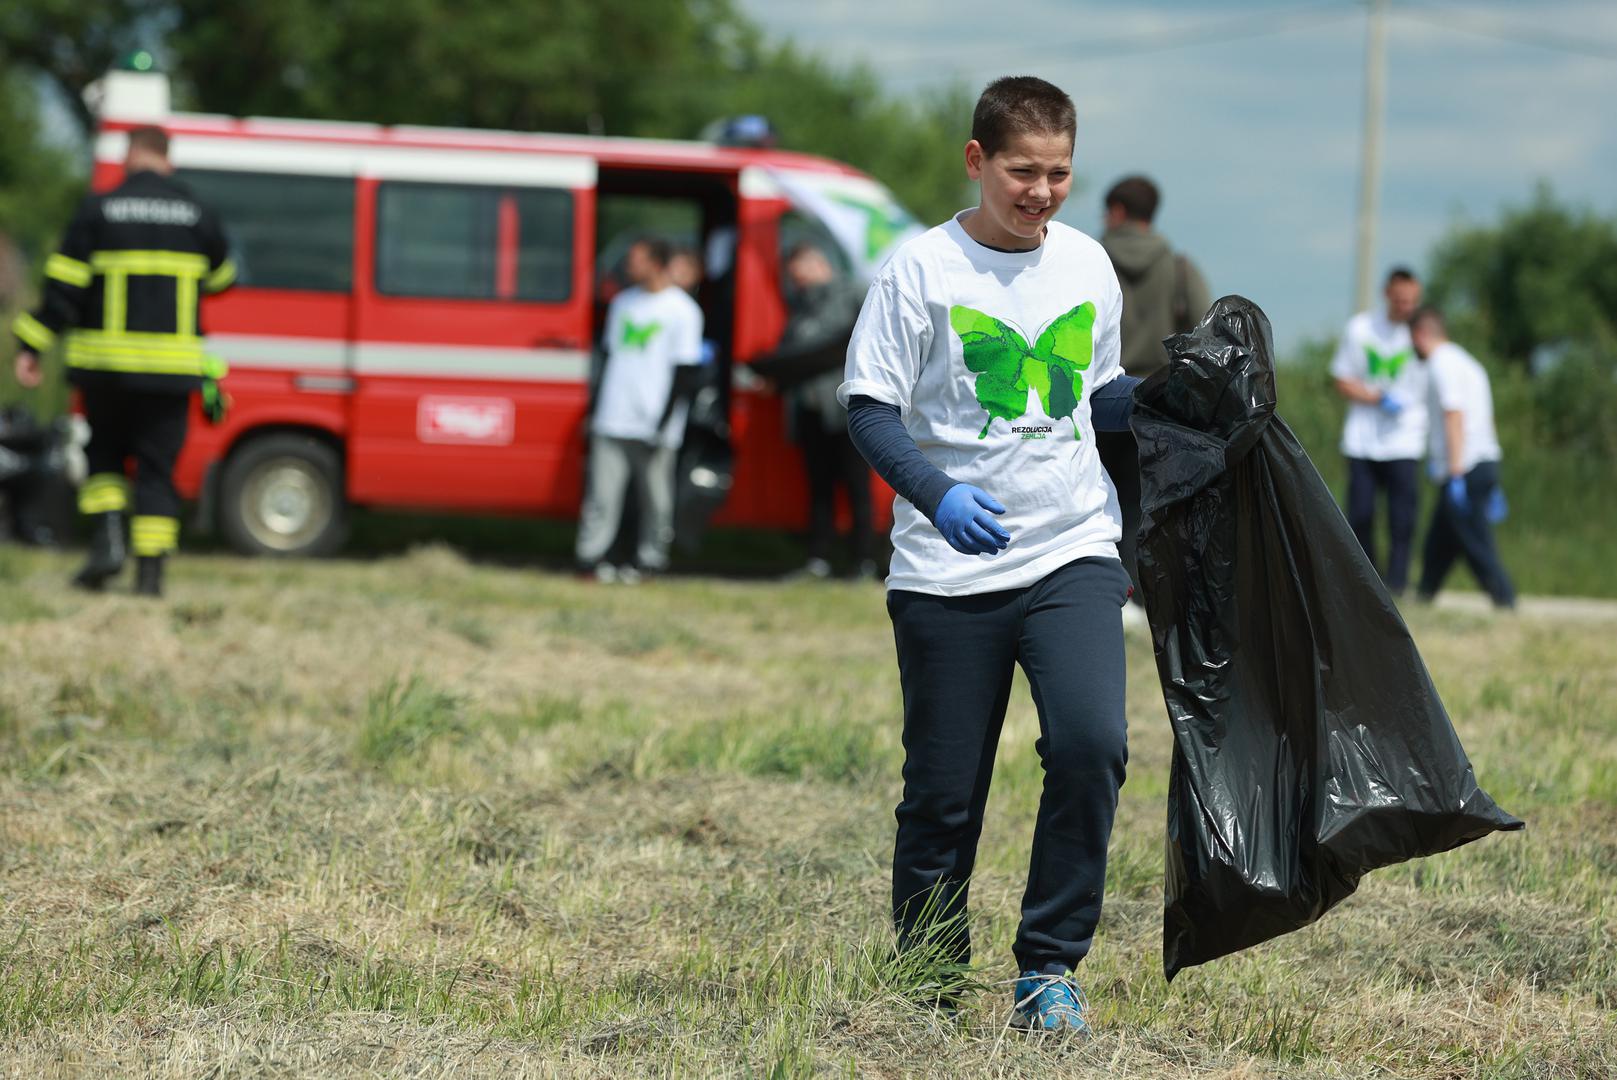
[0,72,82,411]
[1426,184,1617,364]
[0,0,164,132]
[0,77,82,266]
[1527,345,1617,460]
[0,0,968,227]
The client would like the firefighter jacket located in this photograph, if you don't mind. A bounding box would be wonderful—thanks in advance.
[12,168,235,394]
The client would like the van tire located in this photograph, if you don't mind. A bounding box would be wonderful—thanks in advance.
[218,433,348,557]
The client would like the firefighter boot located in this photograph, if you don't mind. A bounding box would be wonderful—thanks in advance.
[71,511,127,591]
[134,556,166,598]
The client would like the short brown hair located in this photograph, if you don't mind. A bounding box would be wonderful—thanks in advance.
[127,126,170,157]
[1411,305,1446,333]
[971,76,1076,157]
[631,235,673,269]
[1105,176,1160,224]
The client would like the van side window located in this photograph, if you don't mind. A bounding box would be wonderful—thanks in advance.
[178,169,355,292]
[375,182,573,302]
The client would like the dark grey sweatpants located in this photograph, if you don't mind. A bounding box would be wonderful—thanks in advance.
[886,556,1132,974]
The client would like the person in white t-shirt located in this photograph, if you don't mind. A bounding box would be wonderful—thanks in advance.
[1411,307,1515,608]
[576,237,705,581]
[1330,267,1429,595]
[840,76,1140,1034]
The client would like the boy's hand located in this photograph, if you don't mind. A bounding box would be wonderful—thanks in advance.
[14,349,41,388]
[1377,391,1404,417]
[934,483,1011,556]
[1446,475,1469,512]
[1486,486,1508,524]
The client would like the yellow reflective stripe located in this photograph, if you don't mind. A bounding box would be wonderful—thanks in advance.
[204,259,237,293]
[66,332,208,377]
[104,269,127,334]
[79,473,130,514]
[176,275,197,337]
[45,254,93,288]
[90,250,209,277]
[13,312,56,349]
[131,515,180,556]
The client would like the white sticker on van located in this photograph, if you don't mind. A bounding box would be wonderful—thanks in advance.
[418,396,515,446]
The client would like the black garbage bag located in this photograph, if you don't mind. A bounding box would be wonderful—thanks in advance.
[1131,296,1523,980]
[673,367,734,555]
[0,407,77,547]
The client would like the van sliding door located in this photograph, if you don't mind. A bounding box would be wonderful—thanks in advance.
[349,150,597,513]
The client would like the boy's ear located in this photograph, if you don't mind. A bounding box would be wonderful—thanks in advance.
[964,139,987,181]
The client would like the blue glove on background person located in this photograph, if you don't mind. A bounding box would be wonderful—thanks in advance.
[933,483,1011,556]
[1378,392,1405,417]
[1487,486,1508,524]
[1446,475,1469,512]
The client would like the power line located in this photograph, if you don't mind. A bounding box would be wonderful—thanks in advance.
[878,2,1361,70]
[1398,0,1617,62]
[1039,2,1360,59]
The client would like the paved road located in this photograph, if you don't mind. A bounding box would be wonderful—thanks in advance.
[1430,592,1617,622]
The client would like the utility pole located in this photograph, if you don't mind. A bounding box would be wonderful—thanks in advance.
[1353,0,1389,313]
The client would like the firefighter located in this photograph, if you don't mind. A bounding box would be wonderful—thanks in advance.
[12,126,234,597]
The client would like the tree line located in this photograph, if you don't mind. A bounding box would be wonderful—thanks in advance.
[2,0,1614,393]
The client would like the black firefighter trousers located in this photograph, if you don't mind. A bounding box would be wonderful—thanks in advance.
[79,387,190,557]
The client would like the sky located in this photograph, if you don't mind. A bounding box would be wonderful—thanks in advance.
[737,0,1617,351]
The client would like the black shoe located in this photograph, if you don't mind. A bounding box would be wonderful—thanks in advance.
[134,556,165,598]
[71,511,127,591]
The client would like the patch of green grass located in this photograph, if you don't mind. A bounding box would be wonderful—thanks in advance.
[354,676,465,766]
[641,707,891,785]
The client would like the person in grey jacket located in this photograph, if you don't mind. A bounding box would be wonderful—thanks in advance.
[1099,175,1210,599]
[778,243,875,579]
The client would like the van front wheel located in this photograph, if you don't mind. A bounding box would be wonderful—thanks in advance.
[219,433,348,557]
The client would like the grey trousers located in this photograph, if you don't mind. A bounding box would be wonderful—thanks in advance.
[575,435,677,570]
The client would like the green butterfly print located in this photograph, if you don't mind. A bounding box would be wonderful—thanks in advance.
[622,319,662,348]
[1367,346,1411,380]
[828,193,917,261]
[949,303,1096,439]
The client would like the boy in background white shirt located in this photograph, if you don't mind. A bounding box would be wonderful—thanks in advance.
[1330,267,1429,596]
[1411,307,1515,608]
[576,237,705,582]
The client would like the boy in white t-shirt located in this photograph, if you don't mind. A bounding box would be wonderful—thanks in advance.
[576,237,705,581]
[1410,307,1515,608]
[841,76,1140,1033]
[1330,267,1429,595]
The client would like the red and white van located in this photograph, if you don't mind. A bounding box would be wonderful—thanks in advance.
[85,71,916,556]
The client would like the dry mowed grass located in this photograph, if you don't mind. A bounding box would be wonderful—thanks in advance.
[1,543,1614,1079]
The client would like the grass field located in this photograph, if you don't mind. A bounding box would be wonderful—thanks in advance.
[2,543,1615,1078]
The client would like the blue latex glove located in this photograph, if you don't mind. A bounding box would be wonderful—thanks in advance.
[1446,475,1469,512]
[933,483,1011,556]
[1486,486,1508,525]
[1378,392,1405,417]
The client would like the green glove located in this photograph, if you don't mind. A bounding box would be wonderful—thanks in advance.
[201,353,230,425]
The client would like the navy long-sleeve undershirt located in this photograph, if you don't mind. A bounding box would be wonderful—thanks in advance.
[846,375,1141,520]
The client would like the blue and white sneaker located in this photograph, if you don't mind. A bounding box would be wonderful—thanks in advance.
[1010,969,1089,1034]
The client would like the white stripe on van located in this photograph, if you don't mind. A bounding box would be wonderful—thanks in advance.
[208,334,348,371]
[96,132,597,188]
[354,342,589,382]
[205,334,589,382]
